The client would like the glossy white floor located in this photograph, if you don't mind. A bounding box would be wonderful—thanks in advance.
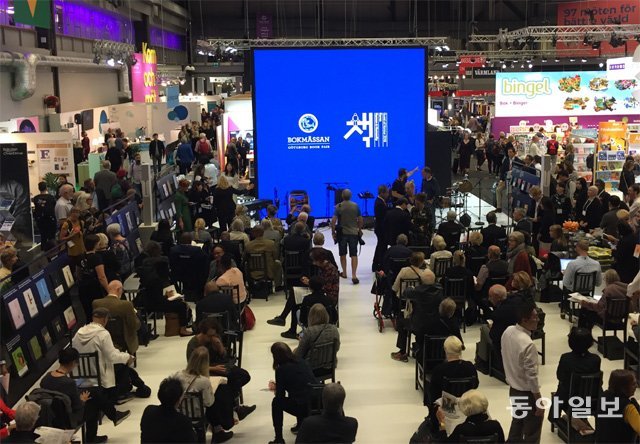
[78,225,636,444]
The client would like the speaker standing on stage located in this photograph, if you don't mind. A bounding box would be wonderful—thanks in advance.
[331,189,363,285]
[391,167,418,204]
[372,185,389,272]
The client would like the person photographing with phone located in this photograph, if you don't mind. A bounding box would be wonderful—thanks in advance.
[331,189,363,285]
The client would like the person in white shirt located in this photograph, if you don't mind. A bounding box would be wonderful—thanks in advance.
[627,184,640,229]
[501,300,543,443]
[55,184,75,223]
[527,136,541,158]
[561,239,603,313]
[72,307,134,391]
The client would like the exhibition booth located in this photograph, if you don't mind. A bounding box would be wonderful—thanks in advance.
[492,56,640,193]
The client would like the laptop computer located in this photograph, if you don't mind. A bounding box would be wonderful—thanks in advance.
[560,259,571,272]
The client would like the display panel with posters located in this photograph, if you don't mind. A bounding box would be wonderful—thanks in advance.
[0,143,32,244]
[253,48,426,216]
[596,121,628,191]
[36,140,76,186]
[495,71,639,117]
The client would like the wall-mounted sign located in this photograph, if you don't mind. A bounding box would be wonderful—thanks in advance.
[256,14,273,39]
[131,42,158,103]
[472,68,500,78]
[459,55,486,75]
[495,71,639,117]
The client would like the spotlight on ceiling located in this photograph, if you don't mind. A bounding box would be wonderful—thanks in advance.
[581,58,587,63]
[541,57,547,63]
[528,63,533,69]
[599,62,604,68]
[610,33,626,48]
[106,58,115,67]
[591,41,601,49]
[554,58,560,63]
[569,57,576,62]
[197,50,205,55]
[502,63,507,69]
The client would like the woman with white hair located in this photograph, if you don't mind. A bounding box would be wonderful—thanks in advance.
[5,401,41,442]
[429,336,478,409]
[428,235,452,272]
[229,218,250,244]
[448,390,505,442]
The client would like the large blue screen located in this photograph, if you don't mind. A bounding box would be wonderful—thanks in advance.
[253,48,426,217]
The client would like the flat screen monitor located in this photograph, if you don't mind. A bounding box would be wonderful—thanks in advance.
[253,48,426,217]
[560,258,571,272]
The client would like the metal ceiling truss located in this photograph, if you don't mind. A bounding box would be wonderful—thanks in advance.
[430,48,627,63]
[470,24,640,44]
[197,36,449,50]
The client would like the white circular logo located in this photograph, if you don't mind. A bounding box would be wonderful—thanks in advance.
[298,114,318,133]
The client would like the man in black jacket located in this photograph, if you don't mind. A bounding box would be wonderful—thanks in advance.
[295,383,358,444]
[372,184,389,271]
[169,233,208,301]
[421,167,441,228]
[496,146,517,213]
[579,186,602,232]
[283,222,312,276]
[384,198,412,247]
[196,281,240,330]
[148,133,165,174]
[437,210,463,250]
[480,211,507,248]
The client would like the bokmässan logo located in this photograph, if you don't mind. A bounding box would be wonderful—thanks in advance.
[298,114,319,133]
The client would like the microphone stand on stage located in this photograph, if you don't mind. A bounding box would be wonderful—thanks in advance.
[474,177,485,227]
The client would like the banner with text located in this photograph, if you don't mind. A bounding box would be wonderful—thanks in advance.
[131,43,158,103]
[495,71,639,117]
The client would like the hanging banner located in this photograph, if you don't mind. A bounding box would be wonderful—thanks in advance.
[557,1,639,54]
[0,143,33,243]
[131,43,158,103]
[14,0,50,29]
[256,14,273,39]
[166,85,179,109]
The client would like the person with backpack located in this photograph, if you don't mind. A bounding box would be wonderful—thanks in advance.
[32,181,57,250]
[106,223,132,279]
[195,133,213,164]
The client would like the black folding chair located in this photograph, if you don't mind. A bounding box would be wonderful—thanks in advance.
[433,257,452,281]
[442,375,478,398]
[179,391,206,443]
[567,271,598,322]
[596,297,629,359]
[70,352,101,388]
[105,315,136,365]
[467,256,487,277]
[305,339,338,383]
[444,277,468,333]
[415,335,447,406]
[308,383,326,416]
[245,252,272,300]
[460,434,501,443]
[550,371,602,443]
[531,309,546,365]
[283,249,305,286]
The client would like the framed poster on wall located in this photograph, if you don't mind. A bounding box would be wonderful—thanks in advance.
[36,141,76,185]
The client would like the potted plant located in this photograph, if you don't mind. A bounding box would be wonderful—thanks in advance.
[44,95,60,114]
[43,172,60,195]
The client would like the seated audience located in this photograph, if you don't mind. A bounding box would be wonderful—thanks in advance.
[310,231,338,270]
[481,211,507,248]
[169,232,208,300]
[437,210,463,250]
[140,256,193,336]
[192,217,213,246]
[283,222,312,276]
[215,254,248,304]
[266,204,285,237]
[262,218,283,246]
[92,280,140,355]
[72,308,136,398]
[475,285,508,370]
[140,377,197,443]
[268,342,318,444]
[430,336,478,410]
[390,281,445,362]
[295,383,358,444]
[552,328,601,412]
[208,244,237,281]
[488,288,525,369]
[186,318,254,422]
[40,347,129,443]
[578,269,628,329]
[596,370,640,443]
[475,245,508,293]
[173,346,233,443]
[197,281,240,329]
[444,250,475,301]
[3,402,40,443]
[229,218,250,244]
[562,239,603,313]
[295,304,341,361]
[299,276,337,327]
[465,231,487,275]
[269,249,339,338]
[509,271,535,302]
[382,234,412,275]
[392,252,435,295]
[245,226,283,289]
[424,298,463,351]
[429,235,453,272]
[448,390,505,443]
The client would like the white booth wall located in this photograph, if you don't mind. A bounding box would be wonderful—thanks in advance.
[0,67,121,122]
